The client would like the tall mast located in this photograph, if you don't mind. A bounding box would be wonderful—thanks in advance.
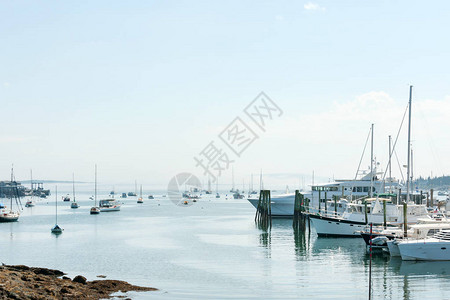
[95,164,97,206]
[370,123,374,197]
[388,135,392,194]
[259,169,263,190]
[406,86,413,203]
[30,169,33,199]
[72,173,76,201]
[55,186,58,224]
[10,166,13,208]
[232,166,235,191]
[411,148,414,191]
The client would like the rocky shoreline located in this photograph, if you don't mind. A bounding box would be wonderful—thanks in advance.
[0,264,157,299]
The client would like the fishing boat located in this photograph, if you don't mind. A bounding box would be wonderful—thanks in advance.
[63,194,70,202]
[90,165,100,215]
[70,173,79,209]
[137,184,143,203]
[99,199,121,212]
[51,186,63,234]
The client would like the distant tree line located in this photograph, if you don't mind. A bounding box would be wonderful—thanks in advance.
[415,175,450,190]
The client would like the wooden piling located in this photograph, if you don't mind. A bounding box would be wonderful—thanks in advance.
[318,190,321,212]
[403,202,408,238]
[364,200,368,224]
[430,189,434,207]
[293,190,306,231]
[255,190,272,230]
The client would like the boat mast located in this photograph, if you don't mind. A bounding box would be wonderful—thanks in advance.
[72,173,76,202]
[140,184,143,198]
[388,135,392,194]
[10,166,13,209]
[55,186,58,225]
[232,166,235,191]
[30,169,33,199]
[370,123,374,198]
[95,164,97,206]
[259,169,263,191]
[406,86,413,203]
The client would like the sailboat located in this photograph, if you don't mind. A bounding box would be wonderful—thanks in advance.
[90,165,100,215]
[0,167,21,222]
[70,173,79,209]
[25,169,35,207]
[137,184,144,203]
[51,186,63,234]
[215,178,220,198]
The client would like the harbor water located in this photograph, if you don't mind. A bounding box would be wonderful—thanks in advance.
[1,183,450,299]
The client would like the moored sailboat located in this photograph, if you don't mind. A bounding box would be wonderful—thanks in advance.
[51,186,63,234]
[70,173,79,209]
[90,165,100,215]
[137,184,144,203]
[0,168,22,222]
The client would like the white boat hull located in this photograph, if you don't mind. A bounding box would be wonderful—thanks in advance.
[247,194,295,217]
[100,206,121,212]
[387,240,401,256]
[309,215,367,237]
[399,240,450,261]
[0,210,19,222]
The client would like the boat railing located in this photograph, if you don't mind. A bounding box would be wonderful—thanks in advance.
[306,207,342,219]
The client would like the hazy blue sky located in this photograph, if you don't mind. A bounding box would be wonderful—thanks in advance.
[1,1,449,189]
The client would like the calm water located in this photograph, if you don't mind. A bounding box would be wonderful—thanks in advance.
[1,183,450,299]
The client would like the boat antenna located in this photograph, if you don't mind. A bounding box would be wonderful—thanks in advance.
[406,86,413,203]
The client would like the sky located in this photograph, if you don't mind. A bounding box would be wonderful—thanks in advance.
[1,1,449,190]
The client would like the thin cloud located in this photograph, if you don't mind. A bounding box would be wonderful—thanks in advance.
[304,2,325,11]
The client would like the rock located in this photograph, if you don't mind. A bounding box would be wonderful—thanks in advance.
[72,275,87,284]
[1,264,157,299]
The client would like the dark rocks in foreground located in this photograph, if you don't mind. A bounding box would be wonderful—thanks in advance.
[0,264,157,299]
